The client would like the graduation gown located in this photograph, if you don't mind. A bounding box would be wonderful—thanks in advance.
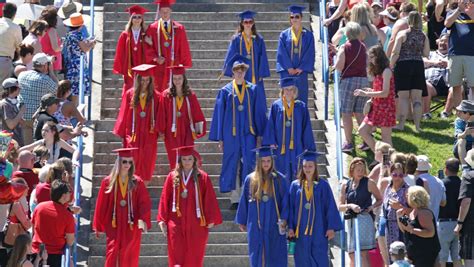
[262,99,315,181]
[92,176,152,267]
[158,90,207,170]
[113,29,147,94]
[276,28,315,104]
[288,179,343,267]
[157,169,223,267]
[208,81,267,193]
[113,89,161,181]
[145,20,192,92]
[235,172,290,267]
[223,33,271,97]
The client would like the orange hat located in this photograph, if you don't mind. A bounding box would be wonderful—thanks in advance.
[132,64,157,77]
[167,64,189,75]
[127,5,149,16]
[113,148,138,158]
[173,145,202,166]
[154,0,176,9]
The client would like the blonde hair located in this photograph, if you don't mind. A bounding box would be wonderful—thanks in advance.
[250,157,276,200]
[351,4,376,35]
[407,11,423,30]
[279,85,299,99]
[407,185,430,208]
[375,141,395,155]
[345,21,362,41]
[348,157,368,178]
[106,157,136,193]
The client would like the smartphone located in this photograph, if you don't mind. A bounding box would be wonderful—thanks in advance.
[382,153,390,166]
[438,169,445,179]
[39,243,45,255]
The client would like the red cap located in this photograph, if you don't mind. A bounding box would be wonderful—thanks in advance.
[113,148,138,158]
[132,64,157,77]
[154,0,176,8]
[126,5,149,16]
[173,145,202,166]
[167,64,189,75]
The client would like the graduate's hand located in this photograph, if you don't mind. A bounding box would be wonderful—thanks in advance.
[69,205,82,214]
[326,229,335,240]
[288,68,297,75]
[239,224,247,232]
[138,219,147,233]
[159,221,167,237]
[218,141,223,152]
[295,69,303,75]
[144,36,153,46]
[288,229,295,238]
[207,223,215,229]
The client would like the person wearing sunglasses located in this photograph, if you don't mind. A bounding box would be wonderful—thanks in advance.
[222,10,270,99]
[276,5,315,105]
[93,147,151,267]
[114,5,149,95]
[381,162,410,266]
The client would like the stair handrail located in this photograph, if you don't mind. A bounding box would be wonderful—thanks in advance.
[320,0,330,120]
[87,0,95,121]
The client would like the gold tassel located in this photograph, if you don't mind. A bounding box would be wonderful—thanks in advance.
[112,216,116,228]
[192,132,197,140]
[290,140,294,150]
[281,144,286,155]
[177,208,182,217]
[233,127,236,136]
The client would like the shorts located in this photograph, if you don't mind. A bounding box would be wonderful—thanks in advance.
[394,60,427,94]
[429,78,450,97]
[339,76,369,114]
[453,139,472,159]
[437,220,460,262]
[448,55,474,87]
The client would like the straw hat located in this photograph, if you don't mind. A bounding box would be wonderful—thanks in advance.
[58,0,83,19]
[63,12,89,27]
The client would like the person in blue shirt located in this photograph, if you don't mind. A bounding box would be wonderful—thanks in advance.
[453,100,474,169]
[288,151,343,267]
[263,77,315,181]
[276,5,315,105]
[222,10,271,99]
[209,54,267,209]
[235,146,289,267]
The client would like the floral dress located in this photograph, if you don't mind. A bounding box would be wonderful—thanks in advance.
[364,73,396,127]
[63,29,91,96]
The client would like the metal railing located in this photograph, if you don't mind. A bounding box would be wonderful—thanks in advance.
[320,0,330,121]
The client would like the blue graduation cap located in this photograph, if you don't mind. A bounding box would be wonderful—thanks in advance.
[280,77,297,88]
[288,5,306,14]
[252,146,276,158]
[237,10,257,20]
[297,150,320,162]
[223,54,251,77]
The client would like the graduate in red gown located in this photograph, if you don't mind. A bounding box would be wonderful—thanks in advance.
[158,65,206,170]
[113,64,161,183]
[93,148,152,267]
[157,146,223,267]
[113,5,149,95]
[145,0,192,92]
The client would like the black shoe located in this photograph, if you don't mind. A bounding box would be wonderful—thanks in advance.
[229,203,239,210]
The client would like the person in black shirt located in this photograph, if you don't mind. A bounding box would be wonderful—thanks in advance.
[455,150,474,265]
[438,158,462,267]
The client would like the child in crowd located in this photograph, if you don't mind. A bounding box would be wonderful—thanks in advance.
[389,241,411,267]
[453,100,474,169]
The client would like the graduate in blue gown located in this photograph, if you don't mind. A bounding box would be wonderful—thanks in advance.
[222,10,271,99]
[276,5,315,105]
[235,146,289,267]
[288,151,343,267]
[263,77,315,181]
[209,55,267,203]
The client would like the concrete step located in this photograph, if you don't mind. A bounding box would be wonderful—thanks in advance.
[89,255,253,267]
[103,39,280,50]
[91,185,230,198]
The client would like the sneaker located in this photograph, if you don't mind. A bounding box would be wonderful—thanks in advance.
[422,113,432,120]
[440,111,450,119]
[358,142,370,151]
[341,143,354,153]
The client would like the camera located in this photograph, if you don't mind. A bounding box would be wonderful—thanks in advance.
[382,153,390,166]
[399,215,410,226]
[344,209,358,220]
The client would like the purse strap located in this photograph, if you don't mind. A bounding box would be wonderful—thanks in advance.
[340,41,362,79]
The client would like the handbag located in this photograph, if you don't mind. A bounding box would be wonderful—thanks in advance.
[2,203,27,248]
[363,98,373,116]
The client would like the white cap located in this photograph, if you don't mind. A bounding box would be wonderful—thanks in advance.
[416,155,432,171]
[32,53,53,65]
[389,241,406,255]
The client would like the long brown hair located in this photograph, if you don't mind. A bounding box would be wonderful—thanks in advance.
[168,74,191,97]
[296,160,319,185]
[172,155,200,186]
[106,157,136,193]
[250,157,276,200]
[131,75,154,108]
[368,45,390,76]
[237,20,258,36]
[45,161,65,184]
[125,14,146,33]
[6,234,31,267]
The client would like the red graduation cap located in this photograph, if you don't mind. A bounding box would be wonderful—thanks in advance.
[113,147,139,158]
[132,64,157,77]
[154,0,176,9]
[173,145,202,166]
[167,64,189,75]
[126,5,149,16]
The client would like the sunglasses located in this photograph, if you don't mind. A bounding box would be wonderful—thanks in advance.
[122,160,133,165]
[290,15,301,19]
[391,173,404,178]
[243,20,254,25]
[132,15,142,19]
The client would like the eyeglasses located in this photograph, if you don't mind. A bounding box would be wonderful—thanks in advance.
[391,173,404,178]
[41,128,51,133]
[132,16,142,19]
[122,160,133,165]
[243,20,254,25]
[290,15,301,20]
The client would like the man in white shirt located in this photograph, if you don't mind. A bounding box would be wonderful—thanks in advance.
[0,3,22,89]
[416,155,447,220]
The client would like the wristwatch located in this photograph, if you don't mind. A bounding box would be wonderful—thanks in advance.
[457,220,464,225]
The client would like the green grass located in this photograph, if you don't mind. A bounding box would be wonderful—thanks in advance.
[350,114,454,174]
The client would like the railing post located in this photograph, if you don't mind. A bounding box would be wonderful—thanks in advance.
[87,0,95,121]
[320,0,330,120]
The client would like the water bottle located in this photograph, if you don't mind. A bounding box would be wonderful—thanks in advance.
[288,237,296,255]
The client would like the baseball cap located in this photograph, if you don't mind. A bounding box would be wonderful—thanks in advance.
[2,78,19,90]
[389,241,406,255]
[32,53,53,65]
